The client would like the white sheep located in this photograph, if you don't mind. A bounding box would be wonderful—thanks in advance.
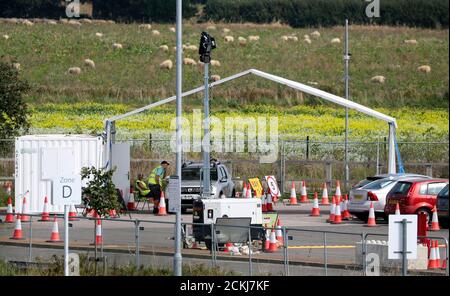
[2,34,9,40]
[152,30,160,36]
[59,19,69,24]
[173,46,177,52]
[211,75,221,82]
[206,25,216,30]
[169,27,176,33]
[68,67,81,75]
[238,36,247,46]
[139,24,152,29]
[331,38,341,44]
[248,35,259,42]
[223,28,230,33]
[12,63,20,70]
[304,38,312,44]
[183,58,197,66]
[224,36,234,42]
[22,20,34,26]
[107,20,115,24]
[84,59,95,68]
[112,43,123,50]
[311,31,321,38]
[45,20,57,25]
[160,59,173,70]
[186,45,198,51]
[159,45,169,52]
[404,39,418,45]
[95,32,103,37]
[68,20,82,26]
[80,18,92,24]
[371,75,385,84]
[281,35,289,41]
[210,60,221,67]
[287,36,298,42]
[303,34,310,39]
[417,65,431,73]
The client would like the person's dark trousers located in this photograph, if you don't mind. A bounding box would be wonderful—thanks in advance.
[149,184,161,213]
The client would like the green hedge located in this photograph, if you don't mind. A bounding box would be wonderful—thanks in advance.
[203,0,449,28]
[0,0,65,19]
[92,0,197,23]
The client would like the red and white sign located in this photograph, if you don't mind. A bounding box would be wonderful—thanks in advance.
[265,175,280,199]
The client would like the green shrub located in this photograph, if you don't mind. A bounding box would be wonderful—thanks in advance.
[0,0,65,18]
[203,0,449,28]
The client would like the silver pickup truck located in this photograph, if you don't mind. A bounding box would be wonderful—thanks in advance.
[166,160,235,213]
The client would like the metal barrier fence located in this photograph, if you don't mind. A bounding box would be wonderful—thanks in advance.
[0,212,448,276]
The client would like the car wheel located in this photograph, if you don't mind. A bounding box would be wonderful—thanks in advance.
[231,189,236,198]
[354,213,369,222]
[416,208,432,224]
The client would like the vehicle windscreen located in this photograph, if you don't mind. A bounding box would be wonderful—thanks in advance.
[353,177,381,188]
[438,184,448,199]
[390,182,412,195]
[362,179,395,190]
[182,167,218,181]
[438,185,449,199]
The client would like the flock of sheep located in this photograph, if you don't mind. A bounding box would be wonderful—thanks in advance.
[1,18,432,84]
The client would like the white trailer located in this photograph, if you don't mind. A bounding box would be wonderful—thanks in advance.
[14,134,103,213]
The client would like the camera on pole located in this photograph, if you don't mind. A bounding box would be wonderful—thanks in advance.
[199,32,216,63]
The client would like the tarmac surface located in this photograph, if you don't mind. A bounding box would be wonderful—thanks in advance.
[0,202,448,276]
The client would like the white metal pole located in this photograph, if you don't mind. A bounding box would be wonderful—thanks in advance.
[388,123,397,174]
[202,62,211,198]
[173,0,183,277]
[344,19,350,189]
[64,204,69,276]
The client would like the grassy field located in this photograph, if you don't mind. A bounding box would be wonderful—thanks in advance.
[0,21,448,142]
[0,22,448,108]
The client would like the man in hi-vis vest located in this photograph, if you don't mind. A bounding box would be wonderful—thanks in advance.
[148,160,170,214]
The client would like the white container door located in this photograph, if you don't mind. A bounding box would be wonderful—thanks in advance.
[112,143,130,203]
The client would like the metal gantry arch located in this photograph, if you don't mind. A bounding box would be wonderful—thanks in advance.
[104,68,402,174]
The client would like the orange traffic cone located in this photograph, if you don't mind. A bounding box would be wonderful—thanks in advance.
[262,194,267,212]
[5,196,14,223]
[435,241,442,269]
[428,240,439,269]
[267,229,278,252]
[127,192,137,210]
[94,218,103,245]
[332,202,342,224]
[242,182,248,198]
[395,202,401,215]
[246,184,252,198]
[224,242,233,253]
[264,225,270,251]
[38,196,50,222]
[276,219,283,244]
[300,181,308,203]
[20,197,29,222]
[342,195,351,220]
[157,192,168,216]
[289,181,298,205]
[321,183,330,205]
[365,202,377,227]
[109,209,117,218]
[430,206,440,231]
[328,196,336,222]
[10,217,24,240]
[310,192,320,216]
[266,192,274,212]
[47,215,63,243]
[69,204,78,221]
[335,180,342,200]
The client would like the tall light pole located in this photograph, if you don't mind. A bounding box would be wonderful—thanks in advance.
[173,0,183,276]
[344,19,350,189]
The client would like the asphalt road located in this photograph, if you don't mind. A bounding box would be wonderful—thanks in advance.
[0,202,448,275]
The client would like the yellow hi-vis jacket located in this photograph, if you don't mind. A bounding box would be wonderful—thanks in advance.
[135,180,150,196]
[148,165,164,186]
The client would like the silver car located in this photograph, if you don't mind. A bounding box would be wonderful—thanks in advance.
[348,173,431,221]
[166,161,235,213]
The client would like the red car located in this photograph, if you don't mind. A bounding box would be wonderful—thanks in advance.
[384,178,449,221]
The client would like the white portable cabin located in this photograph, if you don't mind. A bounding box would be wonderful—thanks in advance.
[14,134,103,213]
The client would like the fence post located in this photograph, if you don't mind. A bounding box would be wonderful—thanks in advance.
[134,220,140,269]
[28,215,32,263]
[283,226,289,276]
[210,223,216,268]
[325,162,332,188]
[248,227,252,276]
[376,141,380,175]
[362,233,366,276]
[306,136,310,160]
[426,165,433,177]
[323,232,327,276]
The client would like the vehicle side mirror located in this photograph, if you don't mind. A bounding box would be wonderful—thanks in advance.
[220,177,227,182]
